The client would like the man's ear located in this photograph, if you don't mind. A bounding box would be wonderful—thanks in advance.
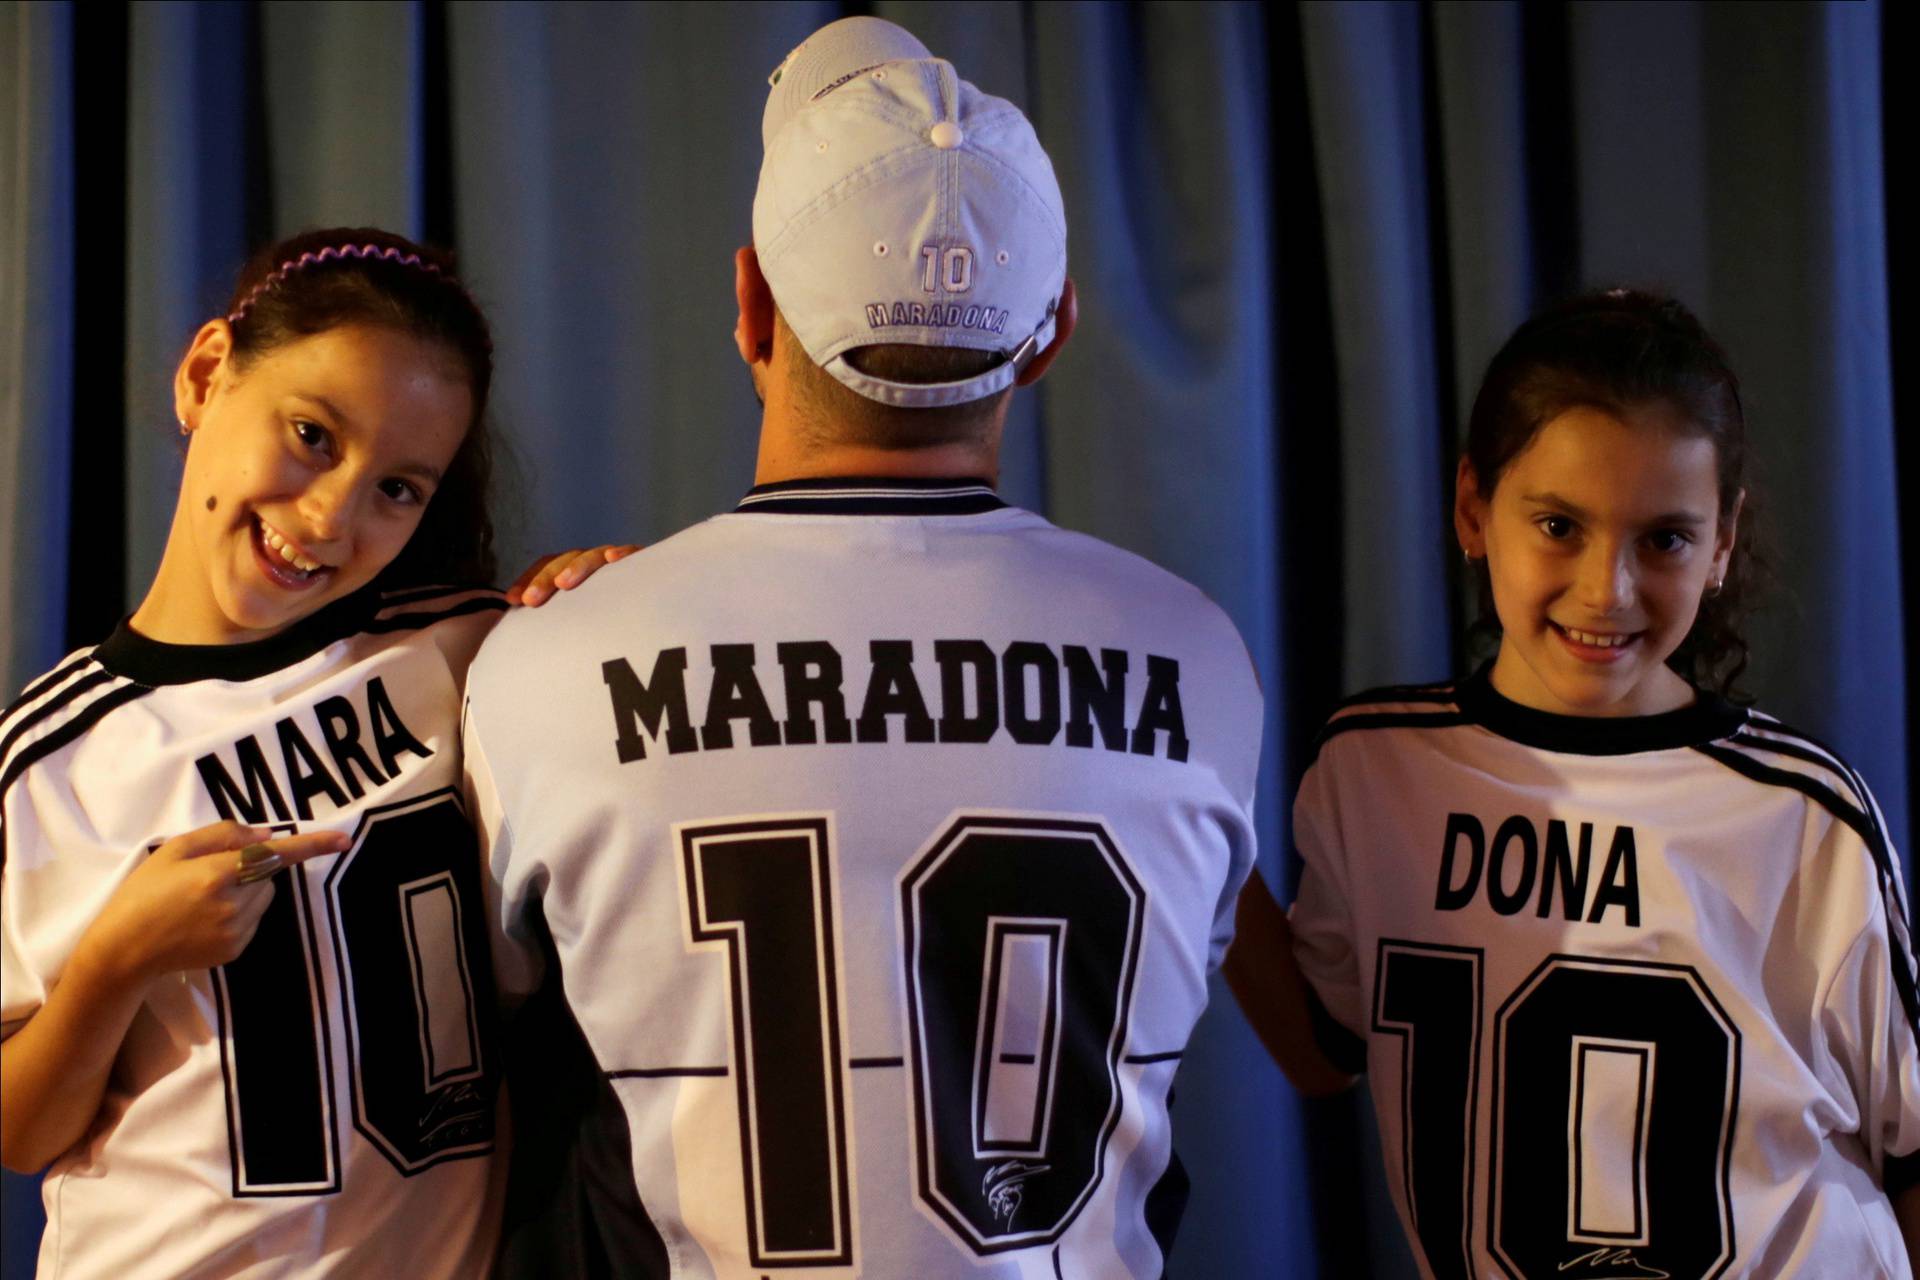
[1015,276,1077,388]
[1454,455,1490,559]
[734,246,775,367]
[174,319,234,430]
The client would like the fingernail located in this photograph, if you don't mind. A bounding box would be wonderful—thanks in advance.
[523,585,546,605]
[556,569,578,587]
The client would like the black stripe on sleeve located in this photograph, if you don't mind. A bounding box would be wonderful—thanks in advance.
[0,682,154,874]
[376,583,482,608]
[1736,726,1915,932]
[1731,730,1872,808]
[1332,683,1459,712]
[1305,711,1471,769]
[0,653,97,732]
[1693,743,1920,1034]
[0,669,114,772]
[362,595,508,635]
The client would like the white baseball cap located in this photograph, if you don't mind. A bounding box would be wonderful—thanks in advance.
[752,17,1068,407]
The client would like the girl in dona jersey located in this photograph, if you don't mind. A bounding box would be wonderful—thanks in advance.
[1228,291,1920,1278]
[0,227,627,1278]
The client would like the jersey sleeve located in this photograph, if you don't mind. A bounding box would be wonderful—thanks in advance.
[424,591,507,682]
[1816,806,1920,1183]
[1203,640,1265,973]
[1,769,146,1040]
[461,693,545,1004]
[1205,794,1259,974]
[1287,751,1366,1041]
[1,867,41,1038]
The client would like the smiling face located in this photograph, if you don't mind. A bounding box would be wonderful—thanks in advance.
[1456,404,1740,718]
[139,321,472,645]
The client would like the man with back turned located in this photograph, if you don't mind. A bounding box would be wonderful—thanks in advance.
[466,17,1263,1276]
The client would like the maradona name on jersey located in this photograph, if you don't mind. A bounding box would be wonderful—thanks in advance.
[601,639,1190,763]
[195,675,433,823]
[1434,811,1642,927]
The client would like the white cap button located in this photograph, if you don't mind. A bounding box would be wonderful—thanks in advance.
[929,121,963,150]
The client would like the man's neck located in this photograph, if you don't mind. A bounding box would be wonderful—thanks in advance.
[748,349,1005,486]
[752,438,999,487]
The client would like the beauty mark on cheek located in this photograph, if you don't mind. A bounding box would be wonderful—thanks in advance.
[206,496,217,511]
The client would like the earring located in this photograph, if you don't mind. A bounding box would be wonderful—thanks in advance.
[1705,578,1724,598]
[178,416,190,435]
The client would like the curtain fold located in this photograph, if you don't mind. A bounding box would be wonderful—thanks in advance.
[447,1,808,551]
[1026,4,1308,1272]
[1430,1,1535,424]
[1,2,72,697]
[0,3,1904,1276]
[123,3,257,597]
[1300,1,1454,692]
[260,0,423,237]
[1696,0,1906,848]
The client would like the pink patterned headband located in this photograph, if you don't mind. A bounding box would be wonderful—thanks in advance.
[226,243,484,351]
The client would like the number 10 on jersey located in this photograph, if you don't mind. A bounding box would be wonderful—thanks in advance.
[678,812,1145,1268]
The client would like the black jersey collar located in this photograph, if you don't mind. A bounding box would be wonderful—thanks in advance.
[96,588,380,685]
[733,476,1006,516]
[1455,662,1748,755]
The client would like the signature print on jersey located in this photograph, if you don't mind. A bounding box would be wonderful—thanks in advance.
[1374,942,1738,1280]
[214,789,498,1195]
[903,815,1144,1254]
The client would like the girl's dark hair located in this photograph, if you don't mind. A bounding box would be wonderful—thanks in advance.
[221,226,498,587]
[1462,288,1766,698]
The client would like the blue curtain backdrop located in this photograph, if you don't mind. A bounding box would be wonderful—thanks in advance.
[1,2,1909,1276]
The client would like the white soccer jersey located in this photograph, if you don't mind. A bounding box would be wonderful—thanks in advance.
[0,586,508,1280]
[1289,670,1920,1280]
[462,478,1262,1279]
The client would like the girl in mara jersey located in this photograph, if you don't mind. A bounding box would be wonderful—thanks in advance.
[0,227,626,1278]
[1229,290,1920,1278]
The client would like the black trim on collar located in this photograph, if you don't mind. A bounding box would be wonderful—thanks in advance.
[95,588,381,686]
[733,476,1006,516]
[1455,662,1747,755]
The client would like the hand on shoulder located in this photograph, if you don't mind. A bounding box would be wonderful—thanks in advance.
[506,544,642,606]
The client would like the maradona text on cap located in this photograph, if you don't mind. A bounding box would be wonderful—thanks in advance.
[753,16,1069,408]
